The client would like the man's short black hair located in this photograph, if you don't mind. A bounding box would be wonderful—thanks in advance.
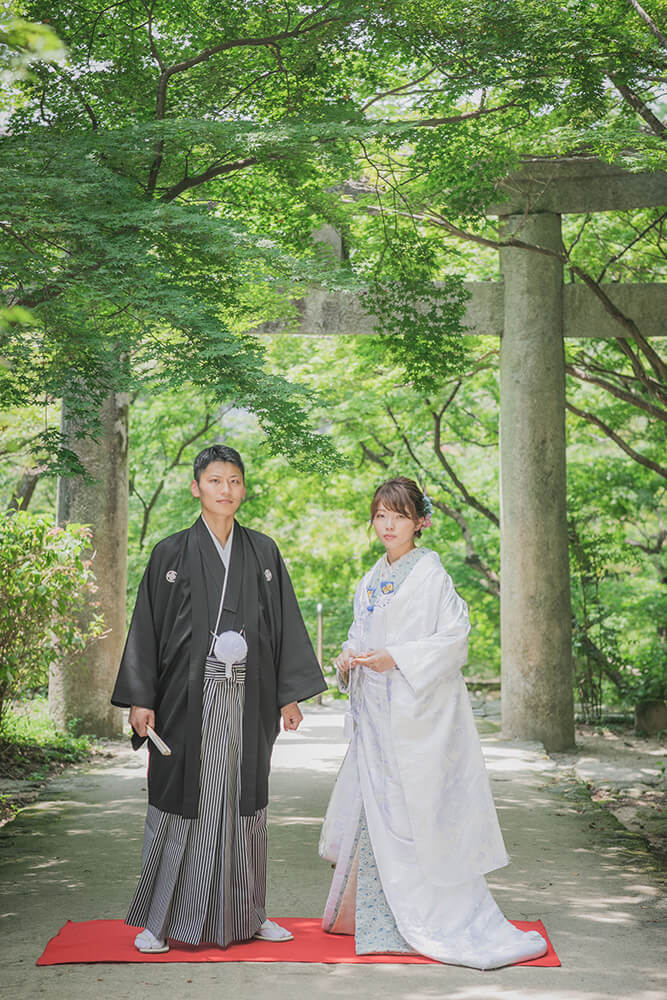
[193,445,245,483]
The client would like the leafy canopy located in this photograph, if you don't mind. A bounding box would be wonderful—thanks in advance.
[2,1,664,472]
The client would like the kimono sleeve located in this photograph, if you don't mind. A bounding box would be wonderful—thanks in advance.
[338,577,367,692]
[386,568,470,700]
[274,552,327,708]
[111,558,160,711]
[342,577,367,654]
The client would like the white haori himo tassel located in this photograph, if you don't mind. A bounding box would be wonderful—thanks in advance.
[213,630,248,678]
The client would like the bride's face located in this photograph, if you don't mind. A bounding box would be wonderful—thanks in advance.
[372,503,421,553]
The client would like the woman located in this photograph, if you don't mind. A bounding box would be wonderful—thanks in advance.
[319,477,547,969]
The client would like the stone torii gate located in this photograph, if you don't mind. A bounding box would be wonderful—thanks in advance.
[254,157,667,752]
[51,157,665,750]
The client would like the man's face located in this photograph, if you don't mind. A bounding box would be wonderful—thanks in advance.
[191,461,246,518]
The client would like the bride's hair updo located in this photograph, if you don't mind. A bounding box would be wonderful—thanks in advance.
[370,477,428,539]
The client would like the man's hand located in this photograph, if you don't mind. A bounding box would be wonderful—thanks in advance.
[280,701,303,731]
[129,705,155,738]
[350,649,396,673]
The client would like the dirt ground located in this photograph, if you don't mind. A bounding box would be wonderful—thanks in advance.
[466,693,666,867]
[2,705,665,1000]
[551,722,666,865]
[2,709,665,869]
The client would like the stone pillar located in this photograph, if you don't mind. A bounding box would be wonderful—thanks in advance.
[49,392,129,737]
[499,212,575,751]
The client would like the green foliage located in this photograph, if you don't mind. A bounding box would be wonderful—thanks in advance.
[358,230,470,392]
[0,697,92,772]
[124,336,504,677]
[0,126,341,472]
[0,697,92,816]
[2,0,662,478]
[569,514,625,721]
[567,447,666,712]
[0,511,105,729]
[0,402,60,514]
[1,0,664,707]
[622,630,667,704]
[0,11,65,88]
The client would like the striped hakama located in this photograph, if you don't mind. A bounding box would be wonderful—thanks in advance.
[126,656,267,947]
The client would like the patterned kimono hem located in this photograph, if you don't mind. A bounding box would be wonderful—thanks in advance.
[323,810,413,954]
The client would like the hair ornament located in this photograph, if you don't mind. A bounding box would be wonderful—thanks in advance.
[422,492,433,529]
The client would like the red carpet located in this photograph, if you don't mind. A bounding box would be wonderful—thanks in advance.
[37,917,560,967]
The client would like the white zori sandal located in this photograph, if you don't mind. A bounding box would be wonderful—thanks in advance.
[253,918,294,942]
[134,928,170,953]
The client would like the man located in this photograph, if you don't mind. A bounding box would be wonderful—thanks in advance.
[112,444,326,952]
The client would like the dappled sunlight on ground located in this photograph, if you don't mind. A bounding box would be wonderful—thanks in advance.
[1,706,664,999]
[271,742,346,773]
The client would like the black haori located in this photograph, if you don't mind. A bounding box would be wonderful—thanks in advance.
[112,517,326,818]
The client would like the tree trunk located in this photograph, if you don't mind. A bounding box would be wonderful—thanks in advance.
[7,468,41,511]
[49,392,129,736]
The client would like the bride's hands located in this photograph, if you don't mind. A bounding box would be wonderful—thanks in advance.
[333,649,356,673]
[349,649,396,673]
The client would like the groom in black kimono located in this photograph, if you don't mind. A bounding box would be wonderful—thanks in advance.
[112,444,326,952]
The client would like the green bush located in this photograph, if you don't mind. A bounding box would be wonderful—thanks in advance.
[0,511,105,730]
[617,642,667,706]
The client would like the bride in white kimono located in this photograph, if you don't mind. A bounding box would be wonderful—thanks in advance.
[320,477,547,970]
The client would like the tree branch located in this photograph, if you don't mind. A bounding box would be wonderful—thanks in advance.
[405,99,524,128]
[626,526,666,555]
[565,363,667,423]
[611,332,667,403]
[566,400,667,478]
[144,0,166,71]
[13,259,106,308]
[145,2,344,192]
[596,211,666,282]
[7,467,41,512]
[360,68,437,111]
[360,440,392,468]
[608,73,665,137]
[132,411,217,548]
[431,497,500,596]
[429,408,500,526]
[353,199,667,391]
[156,96,521,204]
[153,5,347,121]
[573,627,628,693]
[626,0,667,51]
[160,157,260,202]
[50,66,99,129]
[437,380,463,418]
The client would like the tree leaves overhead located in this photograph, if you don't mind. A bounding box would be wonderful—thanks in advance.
[2,1,664,474]
[3,1,389,472]
[358,230,471,393]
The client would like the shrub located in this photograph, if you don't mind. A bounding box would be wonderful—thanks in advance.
[0,510,105,729]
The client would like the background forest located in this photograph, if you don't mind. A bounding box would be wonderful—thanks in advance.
[0,0,665,731]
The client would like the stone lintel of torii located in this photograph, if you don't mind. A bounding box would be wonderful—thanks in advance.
[489,155,667,215]
[248,281,666,341]
[51,159,665,747]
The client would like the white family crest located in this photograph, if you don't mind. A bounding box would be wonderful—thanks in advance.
[165,570,178,583]
[264,569,273,581]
